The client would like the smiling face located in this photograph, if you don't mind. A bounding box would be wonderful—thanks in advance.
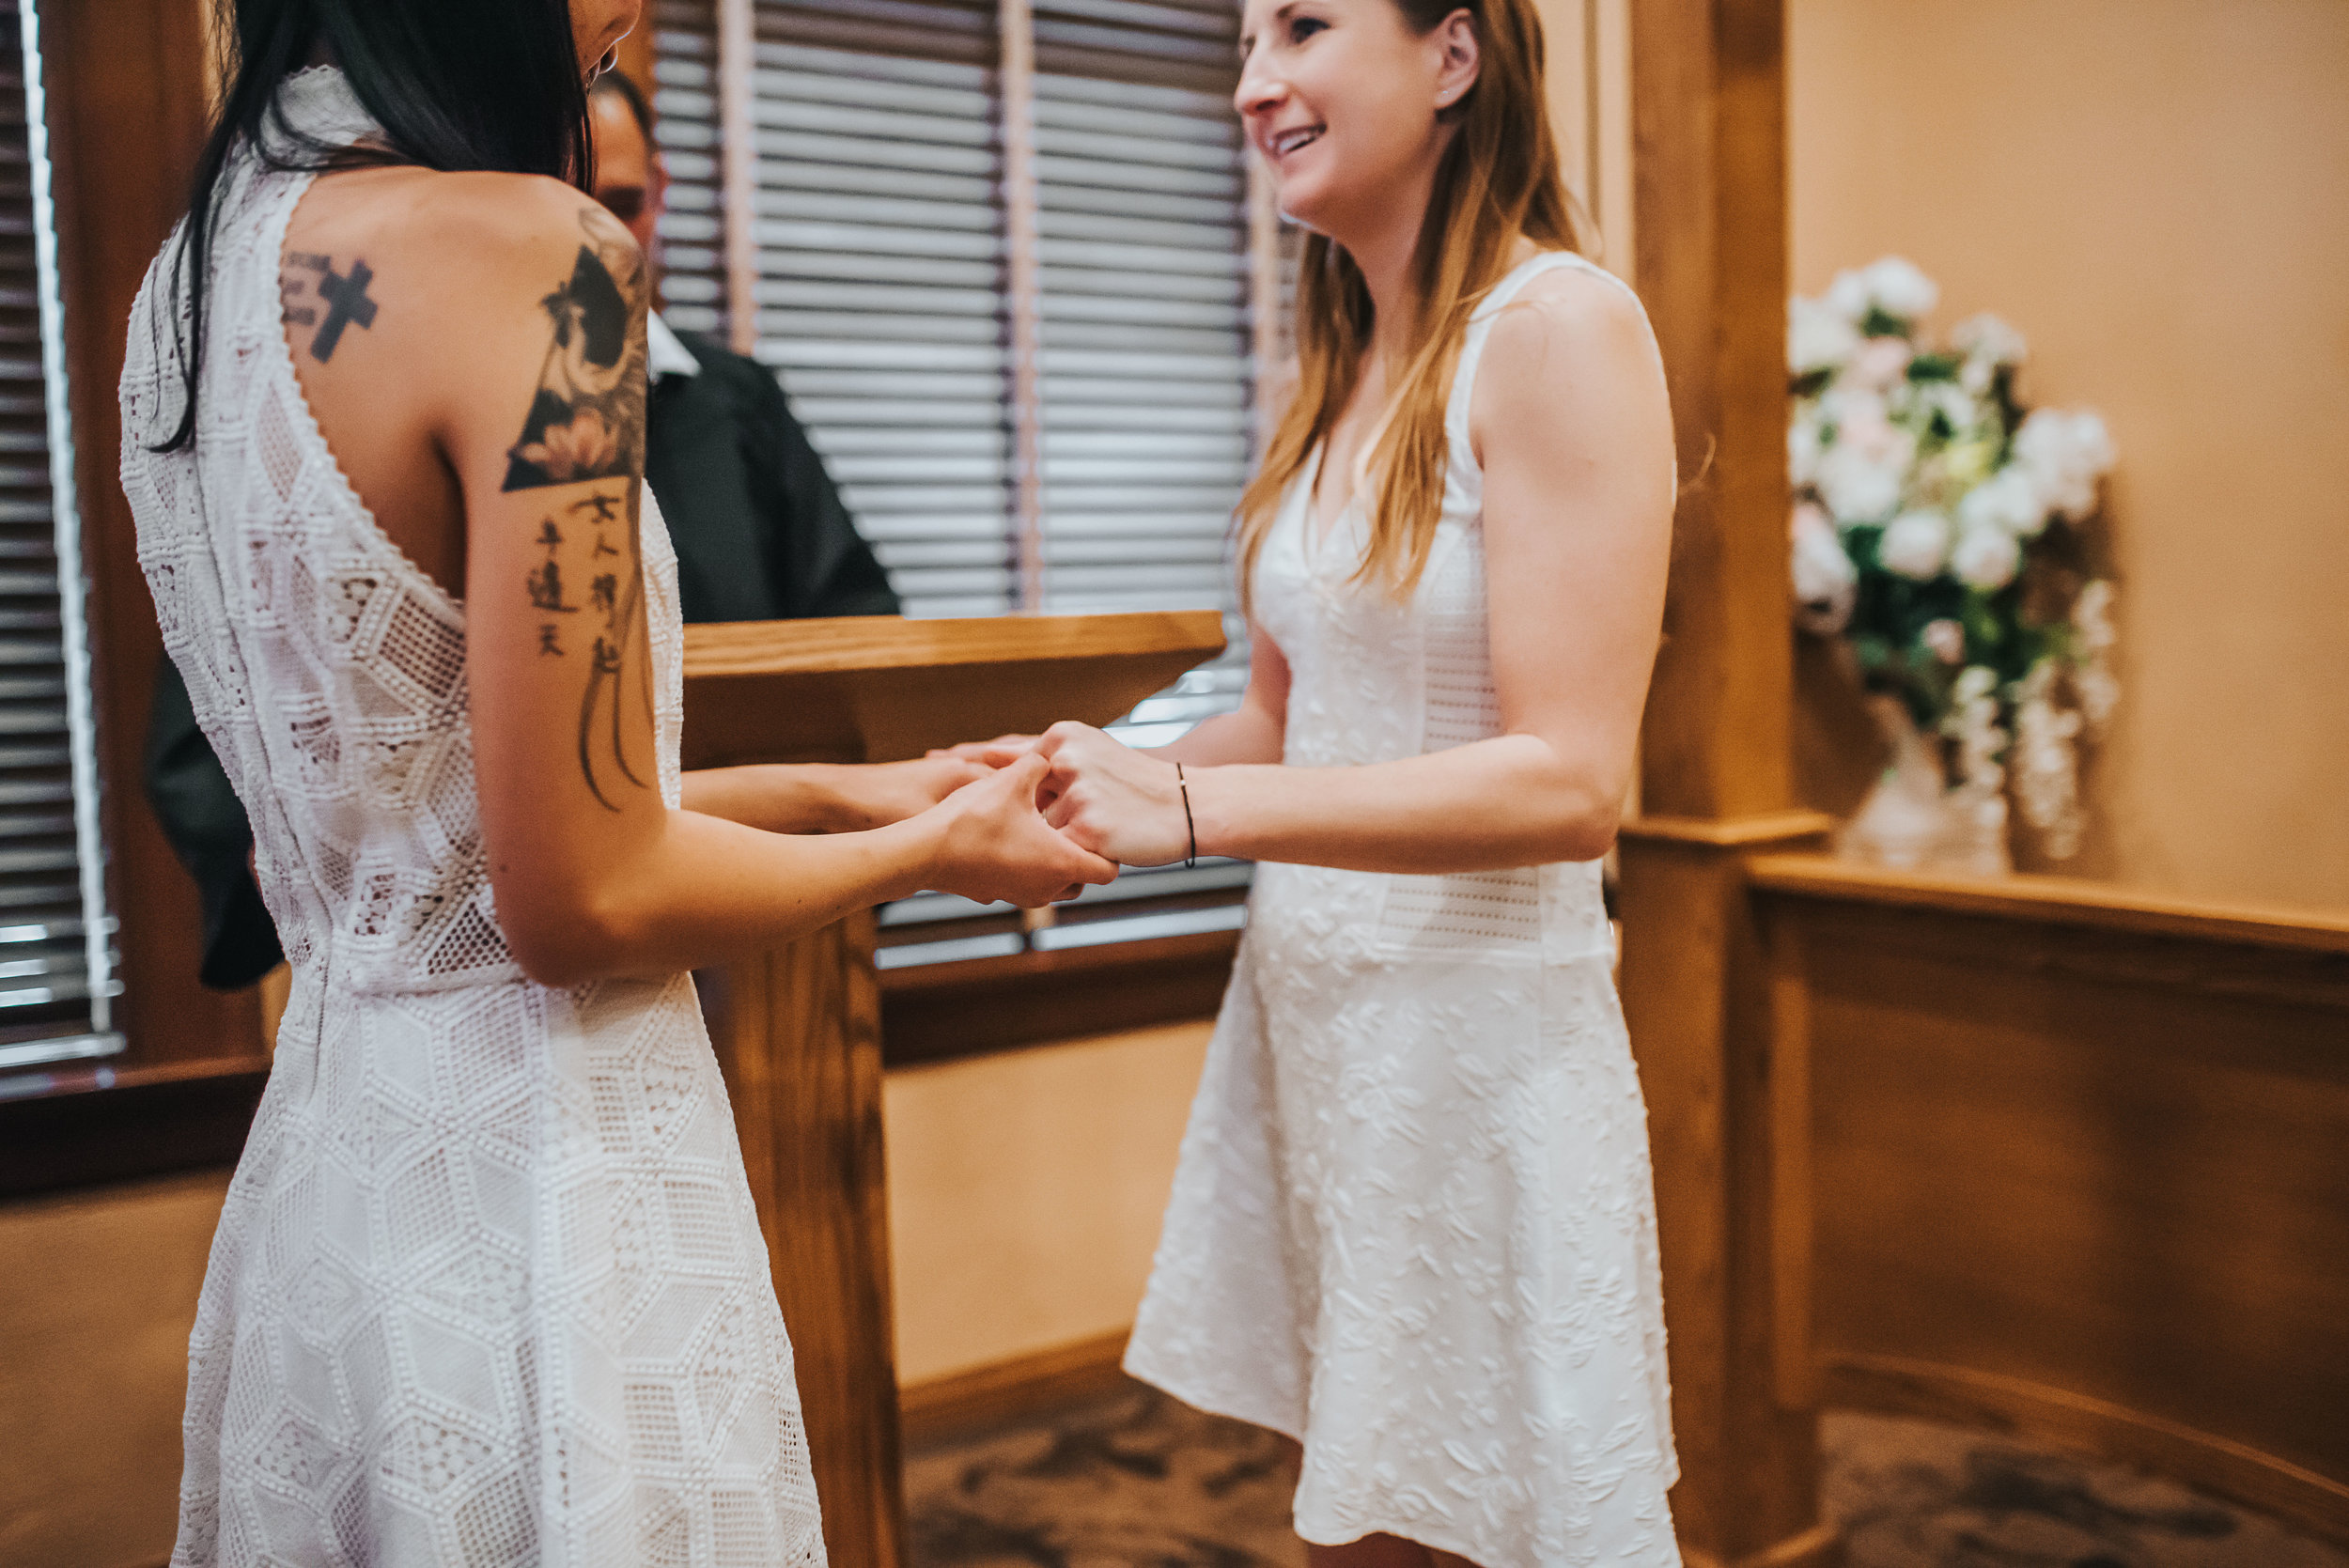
[1234,0,1479,244]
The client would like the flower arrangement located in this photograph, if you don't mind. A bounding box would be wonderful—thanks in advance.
[1789,256,2117,862]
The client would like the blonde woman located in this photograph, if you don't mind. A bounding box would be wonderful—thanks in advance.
[963,0,1680,1559]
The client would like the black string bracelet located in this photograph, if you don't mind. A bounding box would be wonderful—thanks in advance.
[1174,762,1198,869]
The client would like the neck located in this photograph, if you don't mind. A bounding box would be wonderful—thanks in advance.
[1330,148,1445,371]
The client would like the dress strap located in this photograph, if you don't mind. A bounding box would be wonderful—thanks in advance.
[1444,251,1641,448]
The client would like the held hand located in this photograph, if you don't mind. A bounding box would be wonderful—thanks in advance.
[852,755,990,827]
[921,751,1119,907]
[927,734,1043,768]
[1035,721,1192,867]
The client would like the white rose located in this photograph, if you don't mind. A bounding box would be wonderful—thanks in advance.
[1879,508,1952,579]
[1825,268,1872,322]
[1951,523,2022,590]
[1829,391,1903,459]
[1957,465,2047,538]
[1819,443,1906,524]
[2015,409,2115,520]
[1848,335,1914,392]
[1921,617,1966,664]
[1953,663,1999,704]
[1952,312,2028,368]
[1789,296,1860,374]
[1789,417,1823,487]
[1861,256,1939,322]
[1790,501,1857,634]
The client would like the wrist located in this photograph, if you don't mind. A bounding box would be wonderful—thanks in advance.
[1173,760,1199,867]
[1183,763,1236,861]
[799,763,870,832]
[868,810,946,903]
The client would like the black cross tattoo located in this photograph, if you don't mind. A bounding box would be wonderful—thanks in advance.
[312,258,379,362]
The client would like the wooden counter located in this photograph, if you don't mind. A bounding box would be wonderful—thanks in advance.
[1749,855,2349,1545]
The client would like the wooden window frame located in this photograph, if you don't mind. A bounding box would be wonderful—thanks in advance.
[0,0,271,1196]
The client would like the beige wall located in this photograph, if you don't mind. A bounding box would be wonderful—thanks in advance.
[884,1022,1209,1384]
[1789,0,2349,909]
[0,1171,227,1568]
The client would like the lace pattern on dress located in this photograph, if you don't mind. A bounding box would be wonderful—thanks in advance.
[121,68,820,1568]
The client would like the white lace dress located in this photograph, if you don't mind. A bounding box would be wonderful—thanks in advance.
[1125,253,1682,1567]
[118,70,824,1568]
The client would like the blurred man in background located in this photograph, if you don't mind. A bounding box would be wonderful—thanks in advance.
[147,70,899,989]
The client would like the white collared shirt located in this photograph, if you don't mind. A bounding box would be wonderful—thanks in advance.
[646,310,702,383]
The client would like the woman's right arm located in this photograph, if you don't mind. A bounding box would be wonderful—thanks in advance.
[430,179,1112,986]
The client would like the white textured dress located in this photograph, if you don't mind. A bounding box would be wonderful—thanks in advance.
[1124,252,1682,1567]
[119,70,825,1568]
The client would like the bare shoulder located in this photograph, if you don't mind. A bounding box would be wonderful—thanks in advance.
[1479,259,1660,391]
[413,172,639,269]
[282,170,644,366]
[1470,257,1672,477]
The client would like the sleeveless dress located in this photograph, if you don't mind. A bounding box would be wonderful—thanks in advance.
[118,70,825,1568]
[1124,253,1682,1567]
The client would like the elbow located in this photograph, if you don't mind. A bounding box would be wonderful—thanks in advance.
[493,877,636,988]
[1551,800,1622,865]
[1539,778,1624,865]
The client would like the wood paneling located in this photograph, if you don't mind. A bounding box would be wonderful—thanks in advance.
[898,1328,1131,1448]
[1616,814,1838,1566]
[680,611,1225,768]
[0,1057,265,1198]
[1753,855,2349,1545]
[698,911,907,1568]
[880,928,1236,1067]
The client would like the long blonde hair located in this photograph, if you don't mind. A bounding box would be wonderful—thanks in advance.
[1237,0,1584,604]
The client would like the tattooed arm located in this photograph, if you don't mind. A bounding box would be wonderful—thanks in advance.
[433,179,1112,984]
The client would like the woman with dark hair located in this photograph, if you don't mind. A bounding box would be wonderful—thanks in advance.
[957,0,1682,1559]
[120,3,1113,1563]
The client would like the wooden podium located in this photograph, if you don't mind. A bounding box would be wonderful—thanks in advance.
[679,611,1225,1568]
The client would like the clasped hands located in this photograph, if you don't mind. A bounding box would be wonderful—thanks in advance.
[935,720,1193,878]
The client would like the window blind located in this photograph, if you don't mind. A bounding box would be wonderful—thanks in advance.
[0,0,119,1075]
[651,0,1267,963]
[752,0,1017,617]
[646,1,731,340]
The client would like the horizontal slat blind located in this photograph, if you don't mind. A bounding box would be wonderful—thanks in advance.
[0,0,117,1073]
[1030,0,1252,741]
[647,0,731,340]
[653,0,1267,962]
[753,0,1016,617]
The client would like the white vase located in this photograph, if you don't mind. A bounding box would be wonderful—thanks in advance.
[1838,698,2013,877]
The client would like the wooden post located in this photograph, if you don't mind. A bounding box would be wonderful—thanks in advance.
[675,612,1224,1568]
[1621,2,1843,1565]
[698,914,906,1568]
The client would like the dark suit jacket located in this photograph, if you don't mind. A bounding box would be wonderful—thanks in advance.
[147,329,897,987]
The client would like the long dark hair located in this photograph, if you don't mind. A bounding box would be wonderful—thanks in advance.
[154,0,596,451]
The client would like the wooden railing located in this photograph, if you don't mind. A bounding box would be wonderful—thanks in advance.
[1747,854,2349,1546]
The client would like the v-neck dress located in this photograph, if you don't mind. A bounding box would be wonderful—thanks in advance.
[1124,252,1683,1567]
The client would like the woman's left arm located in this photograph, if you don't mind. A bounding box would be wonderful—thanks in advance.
[1042,269,1673,872]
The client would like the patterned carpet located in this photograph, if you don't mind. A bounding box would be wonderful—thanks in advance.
[904,1380,2348,1568]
